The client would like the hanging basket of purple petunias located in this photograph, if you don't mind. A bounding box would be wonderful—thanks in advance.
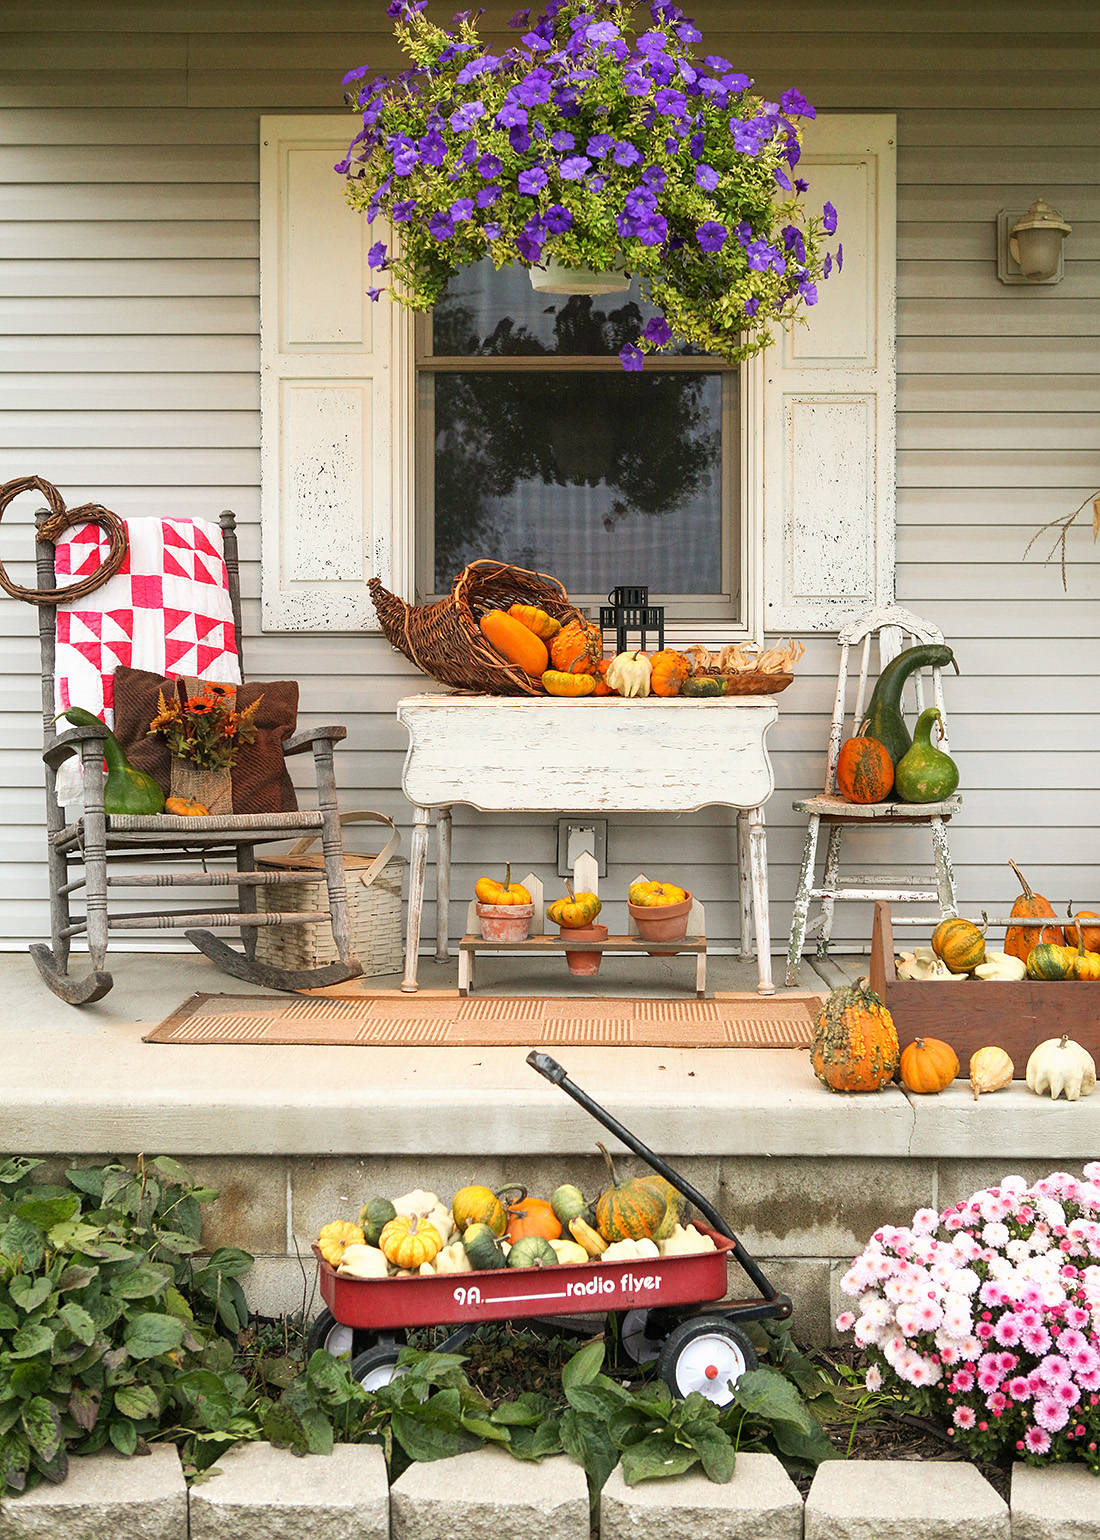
[338,0,842,371]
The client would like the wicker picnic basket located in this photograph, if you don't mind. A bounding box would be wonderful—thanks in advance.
[368,560,589,695]
[254,812,404,978]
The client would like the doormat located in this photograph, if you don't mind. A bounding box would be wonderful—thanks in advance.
[144,992,821,1048]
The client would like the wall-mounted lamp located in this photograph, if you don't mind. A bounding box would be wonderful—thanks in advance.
[997,196,1072,285]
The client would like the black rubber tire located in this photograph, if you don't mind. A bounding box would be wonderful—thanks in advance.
[350,1343,405,1392]
[657,1316,758,1406]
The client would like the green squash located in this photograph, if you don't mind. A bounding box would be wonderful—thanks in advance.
[681,676,725,698]
[62,706,165,816]
[462,1222,508,1271]
[894,708,960,803]
[550,1184,593,1231]
[506,1236,558,1270]
[861,644,957,767]
[358,1197,397,1248]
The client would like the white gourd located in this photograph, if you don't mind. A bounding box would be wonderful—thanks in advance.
[605,651,652,698]
[969,1046,1014,1100]
[973,952,1027,982]
[1025,1035,1096,1102]
[336,1243,389,1279]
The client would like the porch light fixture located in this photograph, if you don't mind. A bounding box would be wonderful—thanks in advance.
[997,196,1072,285]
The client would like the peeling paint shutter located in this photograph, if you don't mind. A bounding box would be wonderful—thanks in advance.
[259,115,411,632]
[761,114,897,633]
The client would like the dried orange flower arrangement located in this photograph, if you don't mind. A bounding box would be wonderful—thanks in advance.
[148,682,261,771]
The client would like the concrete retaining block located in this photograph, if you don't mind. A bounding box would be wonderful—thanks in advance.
[188,1441,388,1540]
[600,1453,802,1540]
[1010,1462,1100,1539]
[390,1445,589,1540]
[0,1445,187,1540]
[806,1459,1009,1539]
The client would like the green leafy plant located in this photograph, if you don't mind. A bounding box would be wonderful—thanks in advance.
[339,0,841,368]
[0,1156,254,1496]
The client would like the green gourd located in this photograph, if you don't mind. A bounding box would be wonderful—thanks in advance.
[62,706,165,816]
[681,676,725,698]
[461,1222,507,1271]
[506,1236,558,1269]
[358,1197,397,1248]
[860,644,957,766]
[894,707,960,803]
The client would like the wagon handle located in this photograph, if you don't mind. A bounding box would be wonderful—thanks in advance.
[526,1051,786,1311]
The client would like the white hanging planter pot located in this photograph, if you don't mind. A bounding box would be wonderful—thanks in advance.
[528,257,631,296]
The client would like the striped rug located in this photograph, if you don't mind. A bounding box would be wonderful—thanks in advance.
[144,992,821,1048]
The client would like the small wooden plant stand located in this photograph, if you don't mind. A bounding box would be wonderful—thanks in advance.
[458,853,707,997]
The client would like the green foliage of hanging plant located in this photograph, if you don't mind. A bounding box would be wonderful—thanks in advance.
[338,0,842,368]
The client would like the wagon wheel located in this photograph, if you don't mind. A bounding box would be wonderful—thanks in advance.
[305,1307,357,1361]
[350,1341,407,1392]
[657,1316,758,1406]
[619,1308,663,1364]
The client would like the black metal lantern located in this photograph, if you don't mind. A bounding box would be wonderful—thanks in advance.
[599,585,665,655]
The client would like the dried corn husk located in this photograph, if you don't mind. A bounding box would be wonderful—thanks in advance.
[756,639,806,674]
[683,644,716,671]
[969,1045,1014,1100]
[718,642,760,673]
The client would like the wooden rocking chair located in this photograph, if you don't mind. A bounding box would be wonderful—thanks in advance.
[33,509,363,1004]
[785,604,961,987]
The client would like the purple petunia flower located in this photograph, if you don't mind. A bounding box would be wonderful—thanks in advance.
[729,117,768,155]
[550,130,575,151]
[643,316,672,346]
[456,54,502,85]
[743,296,759,317]
[496,99,528,128]
[515,66,553,106]
[675,21,702,41]
[509,125,532,153]
[696,220,727,252]
[478,153,502,178]
[334,157,350,174]
[823,200,838,234]
[642,164,666,191]
[368,240,388,269]
[780,87,816,119]
[585,20,620,43]
[723,72,752,92]
[794,176,809,192]
[393,146,419,175]
[559,155,591,180]
[836,243,843,269]
[654,87,687,116]
[367,286,381,301]
[613,141,642,167]
[620,344,644,371]
[449,101,485,132]
[544,203,573,232]
[704,54,731,71]
[518,166,549,195]
[783,225,807,264]
[823,252,832,278]
[508,7,530,26]
[586,133,613,159]
[449,199,474,222]
[624,70,652,96]
[799,278,818,303]
[589,173,605,191]
[483,221,502,239]
[393,198,417,221]
[774,168,792,190]
[419,130,447,167]
[522,30,551,50]
[428,211,454,240]
[695,163,719,191]
[342,64,369,85]
[477,184,500,207]
[516,230,544,261]
[647,53,677,86]
[636,29,668,53]
[689,131,706,159]
[634,210,668,245]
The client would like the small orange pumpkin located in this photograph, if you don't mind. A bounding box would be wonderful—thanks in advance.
[549,619,603,676]
[649,649,691,698]
[1005,860,1064,962]
[505,1197,562,1243]
[1066,905,1100,954]
[1069,937,1100,982]
[835,736,894,804]
[593,659,614,696]
[475,864,531,906]
[165,796,209,817]
[899,1036,959,1094]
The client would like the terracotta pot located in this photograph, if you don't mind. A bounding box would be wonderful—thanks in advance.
[627,892,693,956]
[476,901,534,943]
[559,921,608,977]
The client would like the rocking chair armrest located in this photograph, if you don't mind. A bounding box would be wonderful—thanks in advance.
[43,722,110,769]
[282,723,348,757]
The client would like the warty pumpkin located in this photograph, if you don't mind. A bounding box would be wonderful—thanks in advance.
[541,669,596,697]
[378,1214,443,1270]
[474,864,531,905]
[550,619,603,676]
[649,649,691,698]
[478,609,549,678]
[899,1036,959,1094]
[507,603,561,640]
[810,982,900,1094]
[931,916,986,974]
[835,735,894,804]
[594,1142,667,1243]
[1005,860,1064,962]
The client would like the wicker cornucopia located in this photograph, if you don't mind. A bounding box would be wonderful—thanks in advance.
[368,561,589,695]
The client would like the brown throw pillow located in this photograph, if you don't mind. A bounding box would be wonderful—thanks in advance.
[112,665,298,814]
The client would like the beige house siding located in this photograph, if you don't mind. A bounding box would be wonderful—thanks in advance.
[1,3,1097,952]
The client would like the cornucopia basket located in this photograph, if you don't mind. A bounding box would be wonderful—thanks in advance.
[368,560,589,695]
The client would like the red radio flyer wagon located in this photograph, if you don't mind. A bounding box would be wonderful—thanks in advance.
[309,1053,792,1403]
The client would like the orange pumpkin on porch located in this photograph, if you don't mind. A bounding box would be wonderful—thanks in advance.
[899,1036,959,1094]
[549,619,603,676]
[1004,860,1064,963]
[810,983,900,1094]
[1066,905,1100,954]
[835,736,894,804]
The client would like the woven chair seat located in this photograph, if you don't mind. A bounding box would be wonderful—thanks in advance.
[54,809,323,852]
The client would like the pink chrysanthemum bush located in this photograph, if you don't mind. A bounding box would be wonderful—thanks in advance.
[836,1165,1100,1471]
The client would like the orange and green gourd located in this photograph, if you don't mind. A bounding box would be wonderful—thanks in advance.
[810,982,900,1093]
[1005,861,1064,962]
[594,1142,667,1242]
[860,643,957,766]
[835,735,894,804]
[931,916,986,974]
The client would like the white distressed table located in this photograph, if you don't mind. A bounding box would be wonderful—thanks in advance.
[396,692,781,995]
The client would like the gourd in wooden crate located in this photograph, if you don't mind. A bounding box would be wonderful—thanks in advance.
[810,983,900,1094]
[835,735,894,803]
[1066,905,1100,953]
[1068,936,1100,981]
[860,644,957,766]
[1004,860,1064,961]
[1025,943,1075,981]
[931,916,986,974]
[894,707,959,802]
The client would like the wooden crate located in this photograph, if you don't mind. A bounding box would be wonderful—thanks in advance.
[868,901,1100,1078]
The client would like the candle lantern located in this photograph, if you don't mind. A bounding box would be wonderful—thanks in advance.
[599,585,665,655]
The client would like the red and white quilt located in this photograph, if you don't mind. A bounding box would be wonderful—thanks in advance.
[53,517,242,802]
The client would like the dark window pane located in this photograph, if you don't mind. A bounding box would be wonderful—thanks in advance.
[431,257,697,358]
[426,371,728,599]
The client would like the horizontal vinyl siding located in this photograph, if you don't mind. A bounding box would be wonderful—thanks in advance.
[1,3,1098,953]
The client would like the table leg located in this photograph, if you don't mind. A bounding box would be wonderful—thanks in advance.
[435,806,452,963]
[737,810,753,957]
[401,806,431,993]
[746,805,775,995]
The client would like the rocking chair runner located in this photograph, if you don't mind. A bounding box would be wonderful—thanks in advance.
[33,508,363,1004]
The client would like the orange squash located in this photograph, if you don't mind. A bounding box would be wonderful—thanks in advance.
[475,865,531,905]
[649,649,691,698]
[505,1197,562,1243]
[479,609,549,678]
[1004,860,1064,963]
[549,619,602,676]
[810,983,900,1094]
[593,659,613,696]
[542,669,596,697]
[899,1036,959,1094]
[1069,937,1100,982]
[508,603,561,640]
[835,736,894,804]
[1066,905,1100,954]
[165,796,209,817]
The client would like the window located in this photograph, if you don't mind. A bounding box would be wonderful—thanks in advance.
[415,259,741,623]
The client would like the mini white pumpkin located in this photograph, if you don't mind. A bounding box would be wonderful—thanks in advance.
[1025,1034,1096,1102]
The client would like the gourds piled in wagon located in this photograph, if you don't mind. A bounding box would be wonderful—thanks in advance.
[315,1159,718,1280]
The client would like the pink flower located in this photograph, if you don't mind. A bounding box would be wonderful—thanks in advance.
[1034,1398,1070,1432]
[1006,1376,1032,1402]
[835,1311,856,1332]
[1024,1425,1052,1454]
[865,1363,883,1392]
[1038,1354,1072,1385]
[953,1405,977,1429]
[994,1314,1022,1347]
[1022,1325,1052,1355]
[1053,1380,1081,1407]
[950,1369,975,1393]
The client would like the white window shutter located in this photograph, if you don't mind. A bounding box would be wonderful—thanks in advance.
[260,114,412,632]
[759,113,896,633]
